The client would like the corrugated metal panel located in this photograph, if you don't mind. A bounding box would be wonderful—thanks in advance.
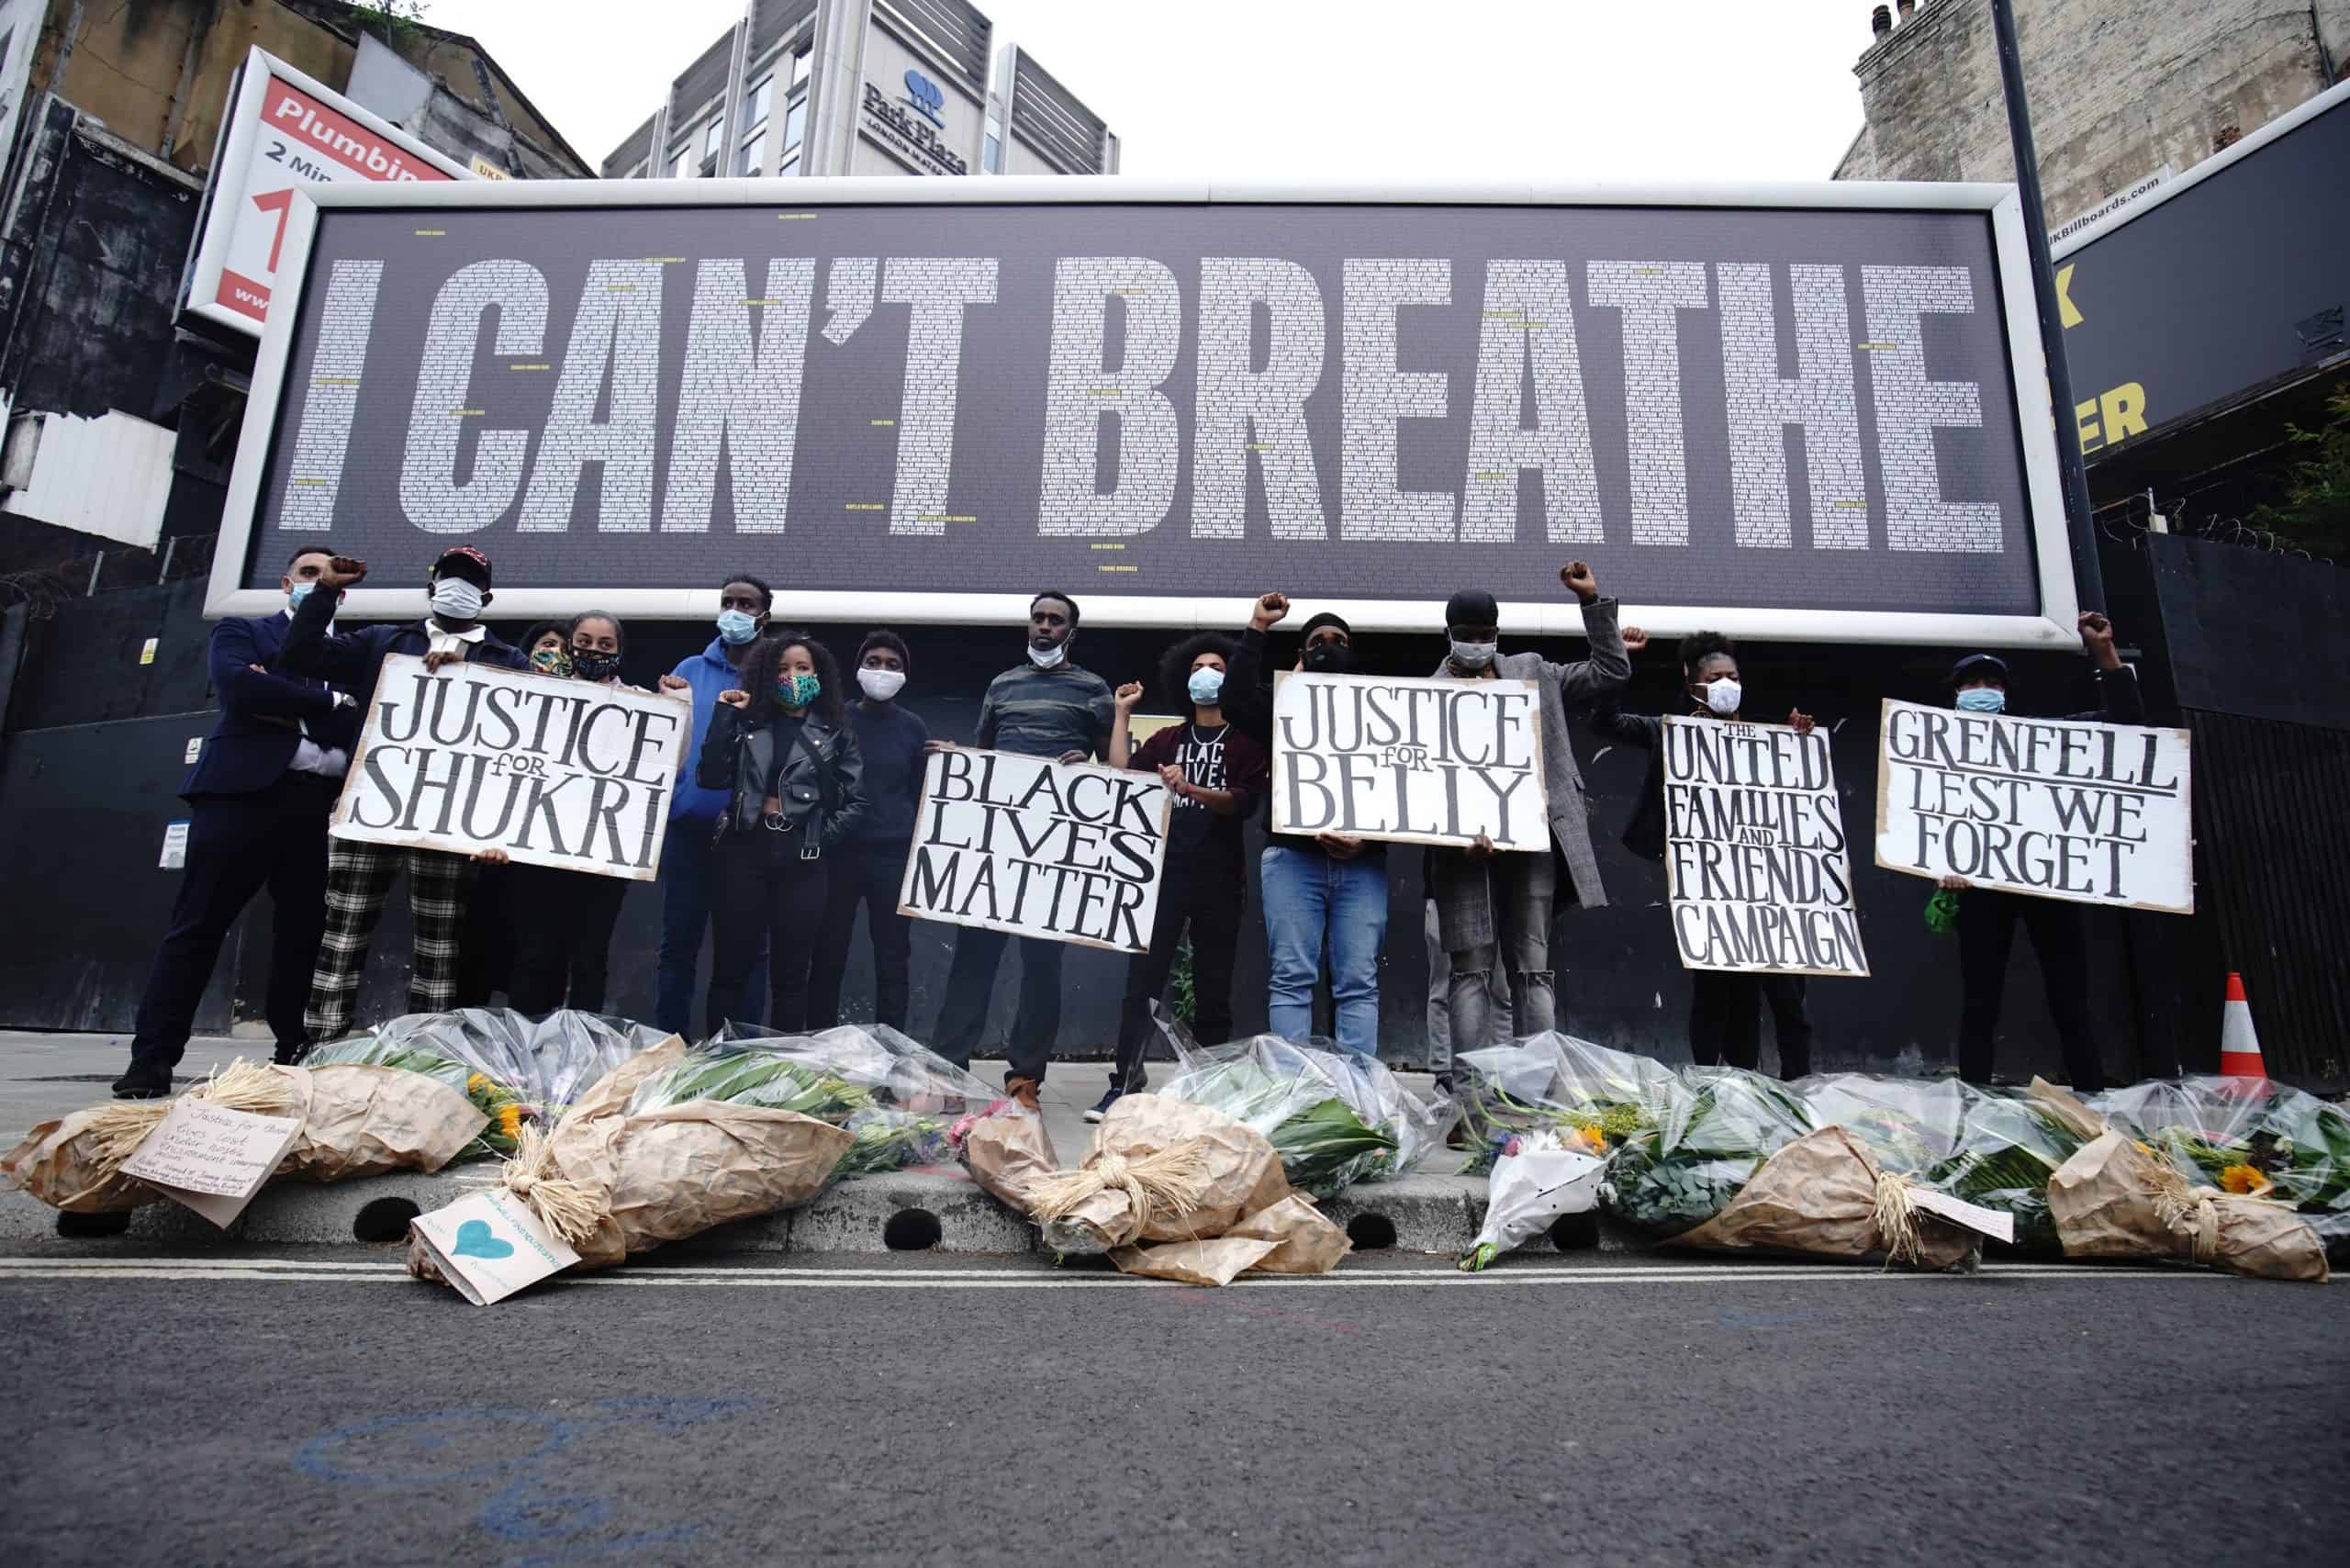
[669,33,736,124]
[750,0,817,61]
[0,411,175,549]
[2185,709,2350,1078]
[603,113,656,177]
[875,0,990,97]
[1009,47,1105,175]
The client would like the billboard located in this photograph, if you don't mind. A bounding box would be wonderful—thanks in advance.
[212,177,2075,645]
[2053,79,2350,459]
[182,47,467,338]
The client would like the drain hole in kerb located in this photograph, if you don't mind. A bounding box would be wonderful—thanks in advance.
[353,1196,422,1244]
[1345,1213,1397,1251]
[56,1209,132,1238]
[884,1208,943,1251]
[1549,1211,1599,1251]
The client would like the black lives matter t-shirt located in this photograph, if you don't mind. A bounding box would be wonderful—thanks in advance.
[1130,722,1269,868]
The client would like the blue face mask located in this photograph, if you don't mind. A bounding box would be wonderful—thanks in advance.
[1187,666,1225,705]
[717,608,760,645]
[288,581,317,612]
[1956,687,2007,713]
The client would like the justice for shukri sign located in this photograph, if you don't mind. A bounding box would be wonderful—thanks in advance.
[331,655,690,880]
[1270,672,1550,851]
[898,747,1172,953]
[1874,698,2193,913]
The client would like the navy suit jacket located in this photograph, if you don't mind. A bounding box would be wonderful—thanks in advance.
[182,611,363,801]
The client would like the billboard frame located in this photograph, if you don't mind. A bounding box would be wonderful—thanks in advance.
[211,174,2079,649]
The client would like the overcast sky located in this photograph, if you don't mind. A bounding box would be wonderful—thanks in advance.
[423,0,1874,180]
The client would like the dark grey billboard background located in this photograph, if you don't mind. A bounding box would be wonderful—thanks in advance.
[2059,91,2350,436]
[246,201,2039,616]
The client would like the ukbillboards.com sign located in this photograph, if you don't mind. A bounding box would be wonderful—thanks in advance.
[212,179,2075,646]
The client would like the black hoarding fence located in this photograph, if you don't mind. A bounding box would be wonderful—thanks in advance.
[0,531,218,622]
[2185,709,2350,1082]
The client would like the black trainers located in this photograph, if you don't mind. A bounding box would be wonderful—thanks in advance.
[110,1060,174,1100]
[1083,1088,1123,1123]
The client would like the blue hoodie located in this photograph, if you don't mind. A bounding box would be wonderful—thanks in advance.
[668,637,751,822]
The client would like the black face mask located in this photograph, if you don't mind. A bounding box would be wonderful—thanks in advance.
[571,649,621,683]
[1302,640,1358,675]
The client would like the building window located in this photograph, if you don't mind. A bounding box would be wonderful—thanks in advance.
[779,153,800,178]
[791,46,812,87]
[983,114,1002,174]
[704,116,725,158]
[782,96,807,158]
[669,143,694,179]
[744,75,774,129]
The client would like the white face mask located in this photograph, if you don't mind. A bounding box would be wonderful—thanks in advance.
[1699,677,1742,716]
[1449,639,1498,671]
[1026,641,1067,670]
[857,666,907,701]
[430,577,485,621]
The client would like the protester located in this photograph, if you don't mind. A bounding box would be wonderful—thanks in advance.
[1098,633,1270,1119]
[699,631,868,1036]
[1425,562,1630,1059]
[1938,610,2143,1091]
[806,630,929,1033]
[453,622,573,1008]
[1426,895,1513,1092]
[521,621,572,678]
[652,574,775,1036]
[1225,595,1388,1057]
[1591,628,1817,1075]
[274,547,526,1044]
[493,612,674,1017]
[929,591,1113,1107]
[110,548,363,1098]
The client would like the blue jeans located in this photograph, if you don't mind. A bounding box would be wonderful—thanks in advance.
[1259,843,1388,1057]
[655,816,765,1039]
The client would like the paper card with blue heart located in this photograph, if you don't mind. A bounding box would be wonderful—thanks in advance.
[410,1189,580,1305]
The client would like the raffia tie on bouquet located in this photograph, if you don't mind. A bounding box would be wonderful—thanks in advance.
[498,1123,602,1249]
[1030,1144,1214,1248]
[84,1058,295,1182]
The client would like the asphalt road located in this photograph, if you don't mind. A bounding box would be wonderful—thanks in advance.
[6,1246,2344,1566]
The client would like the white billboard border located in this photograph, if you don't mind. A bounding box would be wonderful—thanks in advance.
[181,45,469,341]
[211,175,2080,650]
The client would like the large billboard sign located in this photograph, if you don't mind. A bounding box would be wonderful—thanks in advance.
[2053,78,2350,460]
[183,47,467,338]
[212,178,2075,645]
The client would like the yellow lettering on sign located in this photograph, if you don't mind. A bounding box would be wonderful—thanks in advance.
[2075,398,2103,454]
[2055,264,2082,329]
[2100,383,2147,442]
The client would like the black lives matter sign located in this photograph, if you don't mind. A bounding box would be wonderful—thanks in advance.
[236,195,2047,627]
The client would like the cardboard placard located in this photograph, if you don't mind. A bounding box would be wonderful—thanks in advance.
[899,747,1171,953]
[331,655,691,881]
[1662,717,1868,977]
[118,1099,303,1228]
[1874,698,2193,913]
[1269,672,1549,850]
[409,1189,581,1305]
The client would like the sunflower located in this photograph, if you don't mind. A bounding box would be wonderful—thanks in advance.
[2219,1163,2269,1195]
[497,1103,524,1139]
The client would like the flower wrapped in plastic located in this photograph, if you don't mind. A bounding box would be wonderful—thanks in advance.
[623,1023,993,1180]
[1596,1067,1814,1238]
[304,1009,666,1159]
[1450,1033,1679,1176]
[2088,1077,2350,1263]
[1155,1033,1449,1199]
[1459,1130,1606,1271]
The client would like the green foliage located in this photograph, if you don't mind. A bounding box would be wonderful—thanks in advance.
[1168,935,1196,1026]
[2251,387,2350,557]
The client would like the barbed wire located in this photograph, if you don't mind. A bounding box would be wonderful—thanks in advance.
[2091,489,2337,566]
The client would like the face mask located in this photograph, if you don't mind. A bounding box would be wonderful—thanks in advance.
[857,667,907,701]
[1026,641,1067,670]
[429,577,484,621]
[717,609,761,645]
[531,646,572,678]
[776,671,822,708]
[287,581,318,613]
[1956,687,2007,713]
[1302,640,1356,675]
[1699,678,1742,716]
[1449,639,1498,671]
[571,649,621,683]
[1187,666,1226,705]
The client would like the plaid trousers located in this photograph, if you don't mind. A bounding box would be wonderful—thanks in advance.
[304,840,478,1042]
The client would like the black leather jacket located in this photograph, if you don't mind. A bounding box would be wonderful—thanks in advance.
[696,702,869,849]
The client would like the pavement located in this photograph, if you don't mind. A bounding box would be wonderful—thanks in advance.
[2,1246,2344,1566]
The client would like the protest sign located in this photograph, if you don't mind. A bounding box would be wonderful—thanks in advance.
[410,1189,581,1305]
[331,655,690,880]
[899,747,1170,953]
[1874,699,2193,913]
[1662,717,1868,977]
[1269,673,1549,851]
[119,1098,302,1227]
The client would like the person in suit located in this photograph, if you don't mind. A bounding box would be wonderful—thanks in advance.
[111,547,363,1098]
[275,545,528,1044]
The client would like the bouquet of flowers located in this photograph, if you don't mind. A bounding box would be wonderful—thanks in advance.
[1157,1033,1448,1199]
[304,1009,665,1159]
[1596,1068,1815,1238]
[1450,1033,1678,1176]
[2089,1077,2350,1262]
[1458,1129,1606,1271]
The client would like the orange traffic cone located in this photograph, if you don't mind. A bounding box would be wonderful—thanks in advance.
[2219,973,2266,1079]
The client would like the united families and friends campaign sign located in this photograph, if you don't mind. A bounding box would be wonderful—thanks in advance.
[1661,717,1867,977]
[1269,672,1549,851]
[330,656,691,880]
[899,747,1172,953]
[1874,699,2194,913]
